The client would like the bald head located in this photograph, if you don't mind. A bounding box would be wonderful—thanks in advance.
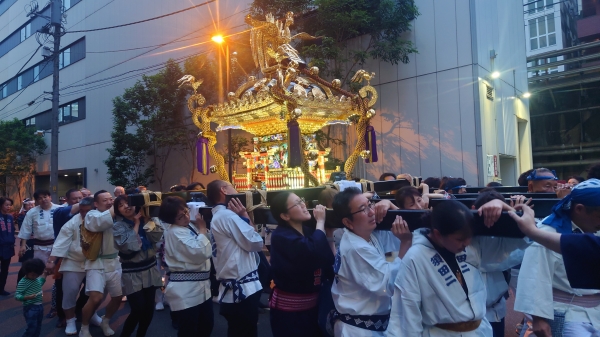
[80,188,92,198]
[206,180,237,205]
[114,186,125,197]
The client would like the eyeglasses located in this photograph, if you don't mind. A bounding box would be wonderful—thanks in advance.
[177,208,190,220]
[349,202,375,216]
[287,197,306,210]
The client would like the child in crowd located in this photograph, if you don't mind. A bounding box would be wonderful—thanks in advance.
[15,258,49,337]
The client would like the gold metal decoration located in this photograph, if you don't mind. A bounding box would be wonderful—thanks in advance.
[181,12,379,187]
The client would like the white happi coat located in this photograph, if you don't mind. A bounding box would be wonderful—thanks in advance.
[387,229,528,337]
[332,228,402,337]
[84,210,121,273]
[51,213,86,273]
[163,223,212,311]
[373,230,401,254]
[18,204,61,250]
[210,205,264,303]
[514,220,600,327]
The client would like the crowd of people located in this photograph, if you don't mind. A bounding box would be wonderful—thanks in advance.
[0,162,599,337]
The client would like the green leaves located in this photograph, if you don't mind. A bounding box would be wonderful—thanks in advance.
[251,0,419,81]
[0,119,47,195]
[105,58,214,189]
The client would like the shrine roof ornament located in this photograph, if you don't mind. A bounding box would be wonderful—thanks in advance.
[179,12,379,184]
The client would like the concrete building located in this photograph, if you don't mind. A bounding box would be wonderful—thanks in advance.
[524,0,579,76]
[0,0,250,197]
[337,0,532,186]
[525,0,600,177]
[0,0,531,198]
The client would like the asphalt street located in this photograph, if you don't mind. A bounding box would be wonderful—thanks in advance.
[0,242,525,337]
[0,242,273,337]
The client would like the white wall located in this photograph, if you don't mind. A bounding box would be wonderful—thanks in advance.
[0,0,251,194]
[342,0,530,186]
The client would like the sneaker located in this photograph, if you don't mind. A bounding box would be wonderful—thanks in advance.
[65,318,77,336]
[100,316,115,336]
[155,302,164,311]
[90,314,102,327]
[0,290,10,296]
[79,325,92,337]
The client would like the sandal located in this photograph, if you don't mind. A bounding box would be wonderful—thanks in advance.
[46,308,57,319]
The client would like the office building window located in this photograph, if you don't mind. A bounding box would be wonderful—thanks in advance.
[529,14,556,50]
[20,23,32,42]
[1,38,85,101]
[58,99,84,124]
[527,0,553,14]
[59,48,71,69]
[25,117,35,126]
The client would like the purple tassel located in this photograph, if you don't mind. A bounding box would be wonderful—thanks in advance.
[365,125,378,163]
[288,120,302,168]
[197,137,209,174]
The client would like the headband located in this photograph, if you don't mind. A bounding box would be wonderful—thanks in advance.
[542,179,600,234]
[527,169,558,181]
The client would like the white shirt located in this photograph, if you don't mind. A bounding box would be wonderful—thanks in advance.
[51,213,86,273]
[18,204,61,249]
[514,219,600,324]
[332,229,401,337]
[387,229,527,337]
[164,223,212,311]
[84,209,121,272]
[482,271,508,323]
[210,205,263,303]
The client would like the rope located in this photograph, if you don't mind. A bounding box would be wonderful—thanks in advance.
[243,189,268,225]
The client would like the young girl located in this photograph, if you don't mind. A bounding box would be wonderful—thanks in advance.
[269,192,335,336]
[388,200,527,336]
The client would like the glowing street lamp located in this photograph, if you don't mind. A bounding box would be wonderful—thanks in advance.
[491,71,500,79]
[211,35,224,44]
[211,33,235,181]
[522,92,531,98]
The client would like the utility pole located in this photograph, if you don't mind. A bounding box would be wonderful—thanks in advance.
[49,0,62,202]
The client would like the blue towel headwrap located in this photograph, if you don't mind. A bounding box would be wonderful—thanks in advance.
[527,169,558,181]
[542,178,600,234]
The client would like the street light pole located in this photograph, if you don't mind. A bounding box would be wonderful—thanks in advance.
[225,44,233,182]
[212,34,234,183]
[49,0,62,202]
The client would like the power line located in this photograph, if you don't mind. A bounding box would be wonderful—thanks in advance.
[59,49,214,98]
[0,93,48,120]
[84,31,228,54]
[0,44,45,113]
[65,0,217,33]
[63,0,116,31]
[1,43,43,86]
[57,8,249,93]
[0,57,52,118]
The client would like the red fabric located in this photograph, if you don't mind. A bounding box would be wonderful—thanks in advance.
[269,288,319,312]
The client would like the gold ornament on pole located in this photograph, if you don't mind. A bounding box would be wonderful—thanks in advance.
[180,12,379,188]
